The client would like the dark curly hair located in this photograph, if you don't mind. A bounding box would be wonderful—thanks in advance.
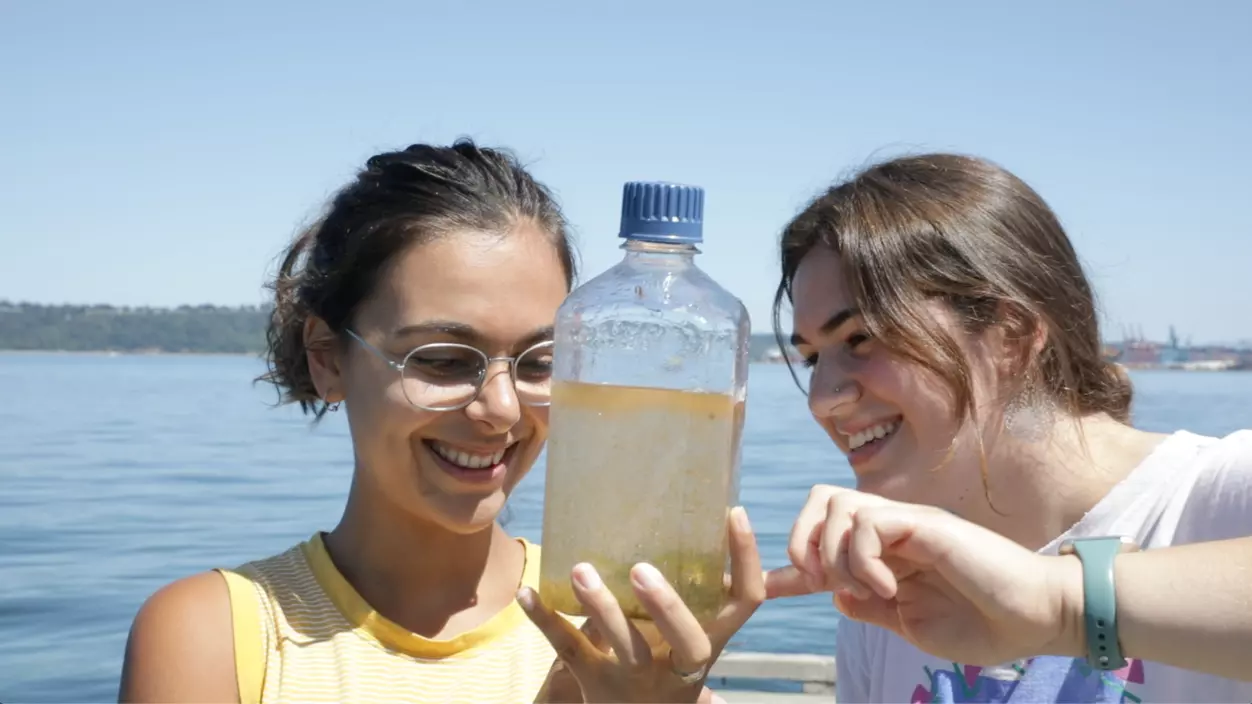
[258,139,577,418]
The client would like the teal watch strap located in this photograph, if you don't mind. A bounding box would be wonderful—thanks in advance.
[1068,537,1128,670]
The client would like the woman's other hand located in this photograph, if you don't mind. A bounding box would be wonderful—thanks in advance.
[521,506,763,703]
[765,485,1079,666]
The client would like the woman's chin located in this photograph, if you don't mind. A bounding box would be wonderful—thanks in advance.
[398,482,511,536]
[854,468,926,504]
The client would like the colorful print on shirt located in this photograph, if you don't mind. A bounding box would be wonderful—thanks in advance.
[911,657,1146,703]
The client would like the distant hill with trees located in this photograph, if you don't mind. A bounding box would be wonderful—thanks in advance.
[0,301,795,359]
[0,301,270,354]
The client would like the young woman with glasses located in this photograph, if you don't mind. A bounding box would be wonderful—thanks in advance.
[117,140,764,704]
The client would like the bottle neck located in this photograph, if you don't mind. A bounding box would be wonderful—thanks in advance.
[620,238,700,264]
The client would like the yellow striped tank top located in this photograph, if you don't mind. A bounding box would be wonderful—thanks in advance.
[216,533,559,704]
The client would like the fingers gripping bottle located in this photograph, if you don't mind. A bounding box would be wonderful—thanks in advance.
[539,182,750,625]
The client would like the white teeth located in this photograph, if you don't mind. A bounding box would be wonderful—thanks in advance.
[848,421,900,451]
[431,442,508,469]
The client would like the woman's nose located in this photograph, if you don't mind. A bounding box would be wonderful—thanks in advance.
[807,366,860,419]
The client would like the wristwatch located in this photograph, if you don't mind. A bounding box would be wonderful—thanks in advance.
[1057,535,1140,670]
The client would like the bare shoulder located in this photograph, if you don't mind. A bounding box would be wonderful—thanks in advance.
[118,570,238,703]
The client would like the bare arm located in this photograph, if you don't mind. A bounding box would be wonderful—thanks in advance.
[1055,536,1252,680]
[118,571,240,703]
[766,485,1252,682]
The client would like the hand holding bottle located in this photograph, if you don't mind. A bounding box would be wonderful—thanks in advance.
[766,485,1082,666]
[520,506,764,703]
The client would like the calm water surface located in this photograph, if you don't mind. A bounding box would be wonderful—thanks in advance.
[2,354,1250,702]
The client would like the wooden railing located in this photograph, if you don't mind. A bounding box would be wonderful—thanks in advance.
[709,651,837,694]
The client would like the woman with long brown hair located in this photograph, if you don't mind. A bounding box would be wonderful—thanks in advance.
[768,153,1252,702]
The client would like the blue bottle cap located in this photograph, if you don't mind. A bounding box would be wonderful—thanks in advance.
[618,181,704,244]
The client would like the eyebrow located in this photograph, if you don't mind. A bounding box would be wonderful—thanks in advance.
[391,320,555,348]
[518,325,556,348]
[790,307,859,347]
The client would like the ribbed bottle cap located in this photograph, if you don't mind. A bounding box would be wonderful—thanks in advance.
[618,181,704,244]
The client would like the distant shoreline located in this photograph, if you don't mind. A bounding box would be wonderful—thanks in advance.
[754,358,1249,372]
[3,349,1247,371]
[0,349,262,358]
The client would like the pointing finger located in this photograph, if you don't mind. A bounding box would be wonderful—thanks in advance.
[763,565,816,599]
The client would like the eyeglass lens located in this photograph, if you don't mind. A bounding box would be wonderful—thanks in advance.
[399,342,553,409]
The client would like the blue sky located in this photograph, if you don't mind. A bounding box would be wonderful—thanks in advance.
[1,1,1248,343]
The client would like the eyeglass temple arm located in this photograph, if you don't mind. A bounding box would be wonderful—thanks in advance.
[344,329,405,371]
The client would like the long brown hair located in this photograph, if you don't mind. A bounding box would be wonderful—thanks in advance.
[774,153,1132,427]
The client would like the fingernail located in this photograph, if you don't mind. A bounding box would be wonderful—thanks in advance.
[838,585,869,600]
[516,587,535,610]
[631,562,666,591]
[572,562,603,591]
[732,505,752,532]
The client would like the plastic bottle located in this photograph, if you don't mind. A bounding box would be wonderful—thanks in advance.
[539,181,750,625]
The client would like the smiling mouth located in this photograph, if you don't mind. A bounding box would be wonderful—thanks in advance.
[847,418,902,452]
[426,440,513,470]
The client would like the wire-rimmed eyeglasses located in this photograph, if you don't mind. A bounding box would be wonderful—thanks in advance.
[345,329,554,411]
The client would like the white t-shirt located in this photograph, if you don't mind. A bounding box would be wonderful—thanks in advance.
[836,430,1252,704]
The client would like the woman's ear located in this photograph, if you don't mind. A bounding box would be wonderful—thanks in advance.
[992,302,1048,383]
[304,315,345,404]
